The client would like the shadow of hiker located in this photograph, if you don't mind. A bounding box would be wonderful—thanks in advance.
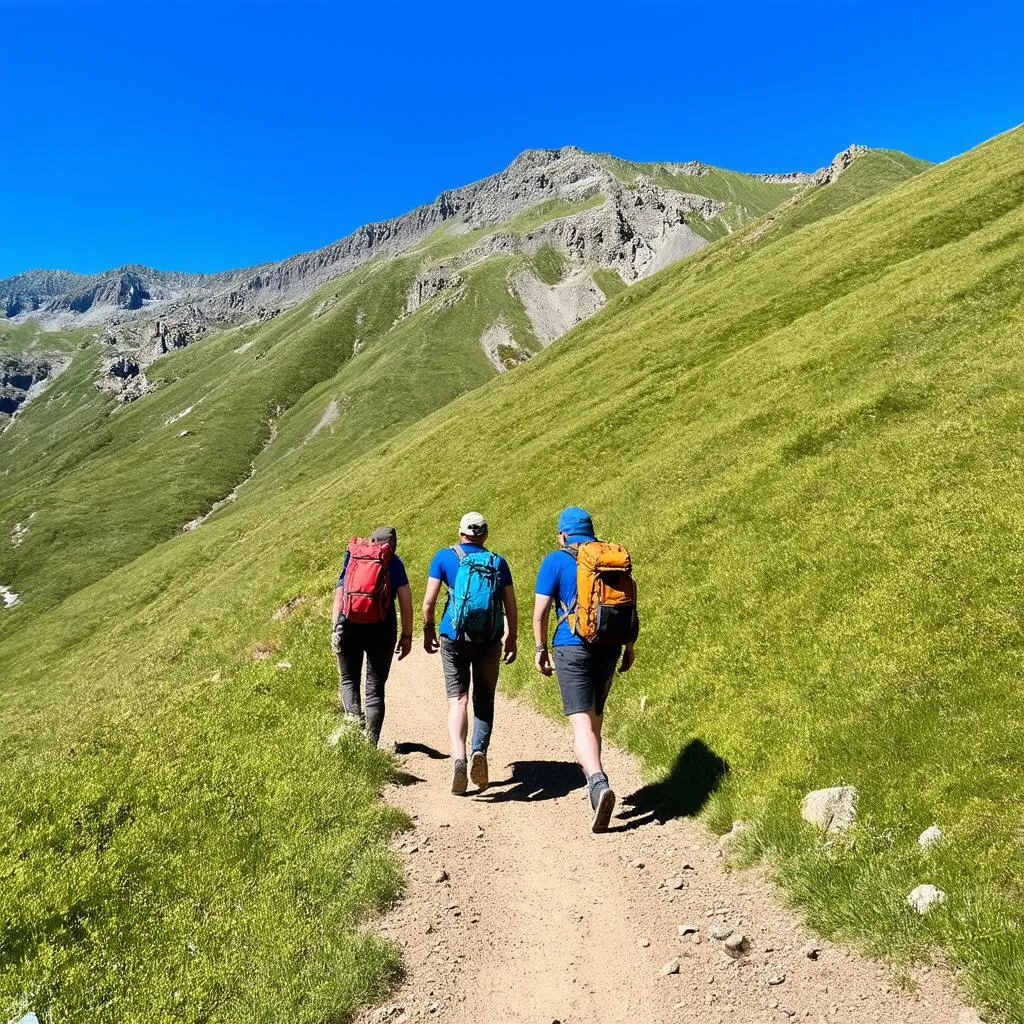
[618,738,730,827]
[480,759,586,803]
[392,769,425,786]
[394,741,447,760]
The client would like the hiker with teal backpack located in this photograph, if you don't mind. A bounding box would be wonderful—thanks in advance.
[533,507,638,832]
[423,512,518,795]
[332,526,414,746]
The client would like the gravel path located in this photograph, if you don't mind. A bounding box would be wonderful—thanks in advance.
[359,648,974,1024]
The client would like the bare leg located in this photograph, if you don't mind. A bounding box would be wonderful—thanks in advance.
[448,693,469,762]
[570,709,604,778]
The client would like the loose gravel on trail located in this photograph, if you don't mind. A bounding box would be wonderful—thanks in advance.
[357,649,971,1024]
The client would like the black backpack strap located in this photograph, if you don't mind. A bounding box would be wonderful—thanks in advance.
[554,546,580,631]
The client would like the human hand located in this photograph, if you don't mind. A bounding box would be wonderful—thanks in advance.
[423,622,439,654]
[330,622,343,654]
[535,647,552,676]
[503,637,517,665]
[396,633,412,661]
[619,645,636,673]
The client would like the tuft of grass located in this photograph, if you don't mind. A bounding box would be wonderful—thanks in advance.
[531,246,566,285]
[505,193,605,235]
[592,268,627,299]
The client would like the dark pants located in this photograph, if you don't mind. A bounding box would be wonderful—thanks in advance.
[336,618,396,746]
[553,643,621,716]
[439,636,501,754]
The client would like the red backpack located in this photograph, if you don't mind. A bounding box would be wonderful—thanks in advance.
[341,538,393,624]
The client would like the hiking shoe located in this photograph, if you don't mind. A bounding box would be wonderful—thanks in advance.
[589,775,616,833]
[451,758,468,795]
[469,750,489,791]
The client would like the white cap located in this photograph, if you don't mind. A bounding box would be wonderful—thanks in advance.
[459,511,487,537]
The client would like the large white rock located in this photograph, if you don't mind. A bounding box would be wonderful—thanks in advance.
[907,884,947,914]
[801,786,858,832]
[919,825,943,849]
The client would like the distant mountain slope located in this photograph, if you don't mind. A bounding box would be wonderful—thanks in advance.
[0,146,814,333]
[0,144,927,614]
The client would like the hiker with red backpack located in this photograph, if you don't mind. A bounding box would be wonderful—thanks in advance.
[533,507,638,832]
[422,512,518,795]
[331,526,414,746]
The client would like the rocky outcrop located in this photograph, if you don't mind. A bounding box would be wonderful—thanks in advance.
[0,355,68,418]
[529,177,718,283]
[479,322,531,372]
[662,161,710,177]
[754,145,870,186]
[405,266,464,314]
[811,145,869,186]
[95,354,155,403]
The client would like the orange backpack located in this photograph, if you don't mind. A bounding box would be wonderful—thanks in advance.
[563,541,639,645]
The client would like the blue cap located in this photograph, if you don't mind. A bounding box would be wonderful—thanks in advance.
[557,506,595,539]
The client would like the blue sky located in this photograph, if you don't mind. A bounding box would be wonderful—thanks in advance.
[0,0,1021,279]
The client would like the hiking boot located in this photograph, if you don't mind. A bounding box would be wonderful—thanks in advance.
[470,750,489,791]
[451,758,468,795]
[588,773,616,833]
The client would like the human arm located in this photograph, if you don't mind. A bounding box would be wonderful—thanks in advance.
[330,588,346,653]
[395,584,413,660]
[502,584,518,664]
[532,593,554,676]
[422,576,442,653]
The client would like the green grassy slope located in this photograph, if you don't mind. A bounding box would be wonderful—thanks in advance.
[0,155,819,615]
[0,239,540,612]
[745,149,934,243]
[6,133,1007,1021]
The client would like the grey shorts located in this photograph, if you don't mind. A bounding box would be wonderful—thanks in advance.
[439,636,501,699]
[553,644,620,716]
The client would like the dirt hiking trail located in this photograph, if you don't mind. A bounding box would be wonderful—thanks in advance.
[358,648,974,1024]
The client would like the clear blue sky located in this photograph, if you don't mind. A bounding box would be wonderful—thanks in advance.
[1,0,1021,279]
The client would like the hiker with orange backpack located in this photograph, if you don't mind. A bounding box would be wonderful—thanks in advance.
[533,507,638,832]
[332,526,414,746]
[423,512,518,795]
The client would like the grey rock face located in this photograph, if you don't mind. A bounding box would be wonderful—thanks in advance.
[0,354,69,418]
[406,266,463,314]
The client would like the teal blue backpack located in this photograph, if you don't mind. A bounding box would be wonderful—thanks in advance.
[448,545,504,642]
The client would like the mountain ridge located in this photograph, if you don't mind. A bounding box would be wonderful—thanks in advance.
[0,144,871,330]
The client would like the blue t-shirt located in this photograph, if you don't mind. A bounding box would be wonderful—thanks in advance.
[336,552,409,603]
[535,547,586,647]
[428,544,513,640]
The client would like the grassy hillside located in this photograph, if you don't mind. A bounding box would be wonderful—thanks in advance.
[0,152,813,615]
[7,129,1015,1022]
[744,149,934,243]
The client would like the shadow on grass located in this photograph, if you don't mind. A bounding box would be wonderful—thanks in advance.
[394,741,447,760]
[618,738,730,828]
[480,759,585,803]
